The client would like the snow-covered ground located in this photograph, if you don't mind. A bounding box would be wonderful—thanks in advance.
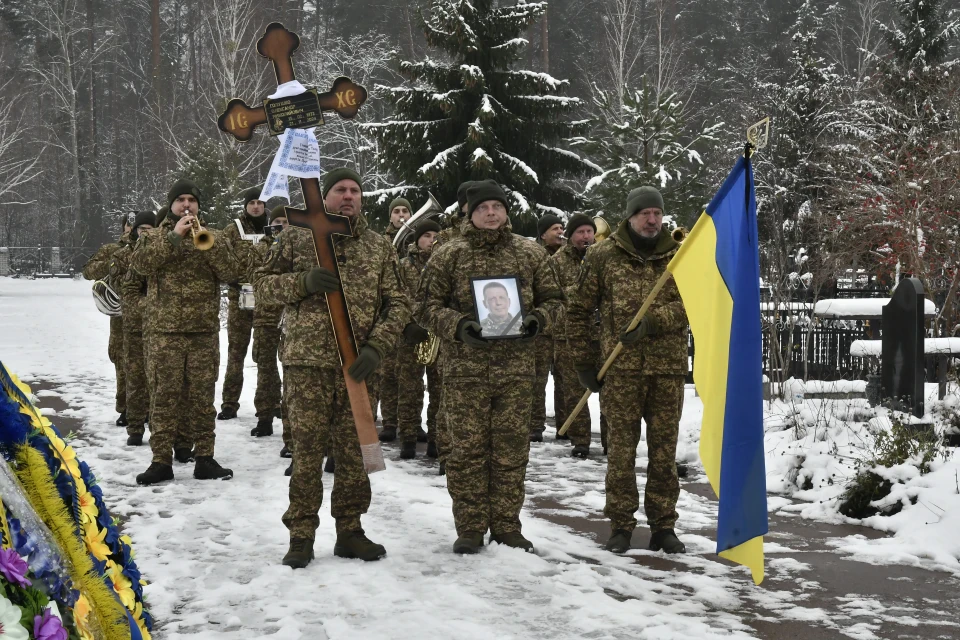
[1,278,958,640]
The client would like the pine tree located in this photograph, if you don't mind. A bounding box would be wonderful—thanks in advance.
[365,0,591,232]
[571,79,722,227]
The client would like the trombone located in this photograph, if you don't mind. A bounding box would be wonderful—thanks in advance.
[191,215,214,250]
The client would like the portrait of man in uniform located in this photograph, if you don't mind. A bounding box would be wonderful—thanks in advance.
[472,277,524,338]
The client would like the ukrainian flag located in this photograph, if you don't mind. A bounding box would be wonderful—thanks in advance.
[667,153,767,584]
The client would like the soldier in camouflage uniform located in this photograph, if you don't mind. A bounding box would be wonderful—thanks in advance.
[376,197,414,443]
[568,186,688,555]
[552,213,600,457]
[529,214,564,442]
[394,220,441,460]
[82,214,132,425]
[431,182,474,475]
[419,180,564,554]
[249,206,288,444]
[131,179,245,485]
[218,187,268,421]
[254,168,410,568]
[109,211,156,445]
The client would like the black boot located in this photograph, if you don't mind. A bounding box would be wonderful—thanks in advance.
[174,447,195,463]
[282,538,314,569]
[649,529,686,554]
[378,426,397,442]
[324,456,335,474]
[571,444,590,459]
[273,408,282,419]
[334,531,386,561]
[453,532,484,555]
[416,427,428,443]
[490,532,535,553]
[115,411,128,427]
[530,431,543,443]
[250,418,273,437]
[555,431,569,441]
[438,461,446,476]
[284,462,293,477]
[426,441,439,458]
[280,445,292,458]
[399,440,417,459]
[126,433,143,446]
[194,456,233,480]
[676,462,688,478]
[604,529,632,553]
[217,407,237,420]
[136,462,173,486]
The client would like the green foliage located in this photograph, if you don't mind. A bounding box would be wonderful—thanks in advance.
[839,415,950,518]
[367,0,592,233]
[174,139,244,229]
[572,79,721,227]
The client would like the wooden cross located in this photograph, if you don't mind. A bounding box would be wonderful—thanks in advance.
[218,22,383,473]
[217,23,368,142]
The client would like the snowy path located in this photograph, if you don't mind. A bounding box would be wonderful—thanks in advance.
[2,278,958,640]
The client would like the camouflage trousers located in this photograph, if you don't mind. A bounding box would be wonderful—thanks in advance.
[282,365,373,538]
[122,330,150,436]
[109,316,126,413]
[445,375,533,536]
[529,336,554,436]
[434,346,450,464]
[378,344,399,430]
[221,297,253,413]
[395,343,440,443]
[148,332,218,465]
[252,326,282,418]
[600,373,683,533]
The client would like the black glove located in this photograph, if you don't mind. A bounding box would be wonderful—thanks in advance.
[519,312,543,343]
[619,316,654,346]
[577,366,604,393]
[299,267,341,296]
[456,319,489,349]
[402,322,430,345]
[347,345,382,382]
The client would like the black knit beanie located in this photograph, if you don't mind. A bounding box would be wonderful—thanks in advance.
[389,197,412,213]
[625,186,665,218]
[456,181,476,213]
[241,187,262,208]
[133,211,157,229]
[167,178,203,210]
[565,213,596,237]
[322,167,363,197]
[414,220,442,245]
[467,180,509,217]
[537,214,563,238]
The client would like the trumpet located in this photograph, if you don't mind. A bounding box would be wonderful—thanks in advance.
[92,278,122,316]
[416,333,441,366]
[191,215,214,250]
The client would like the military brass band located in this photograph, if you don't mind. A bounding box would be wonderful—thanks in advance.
[82,169,690,566]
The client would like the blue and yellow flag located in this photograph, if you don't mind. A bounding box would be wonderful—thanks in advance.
[667,154,767,584]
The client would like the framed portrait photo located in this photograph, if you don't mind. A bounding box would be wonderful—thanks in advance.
[470,276,525,339]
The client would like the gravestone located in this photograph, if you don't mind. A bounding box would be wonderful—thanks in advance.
[880,278,925,418]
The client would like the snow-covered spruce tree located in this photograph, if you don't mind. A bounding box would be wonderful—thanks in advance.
[571,79,721,227]
[364,0,591,233]
[854,0,960,304]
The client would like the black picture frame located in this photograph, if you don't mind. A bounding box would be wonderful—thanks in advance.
[469,275,526,340]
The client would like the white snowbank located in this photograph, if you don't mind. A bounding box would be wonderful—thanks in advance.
[814,298,937,318]
[850,338,960,357]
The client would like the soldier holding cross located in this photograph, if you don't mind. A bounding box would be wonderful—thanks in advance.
[254,167,410,568]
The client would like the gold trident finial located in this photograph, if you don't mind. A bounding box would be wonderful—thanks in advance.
[746,117,771,157]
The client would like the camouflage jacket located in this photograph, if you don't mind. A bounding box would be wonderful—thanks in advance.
[568,220,688,376]
[249,235,284,328]
[81,240,125,281]
[417,218,564,380]
[109,244,148,333]
[434,220,463,248]
[221,214,267,299]
[398,243,430,298]
[551,242,588,341]
[253,213,410,369]
[131,215,244,334]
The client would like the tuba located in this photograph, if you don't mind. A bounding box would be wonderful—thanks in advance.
[672,227,687,243]
[191,216,214,250]
[393,193,443,250]
[92,278,122,316]
[593,217,612,242]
